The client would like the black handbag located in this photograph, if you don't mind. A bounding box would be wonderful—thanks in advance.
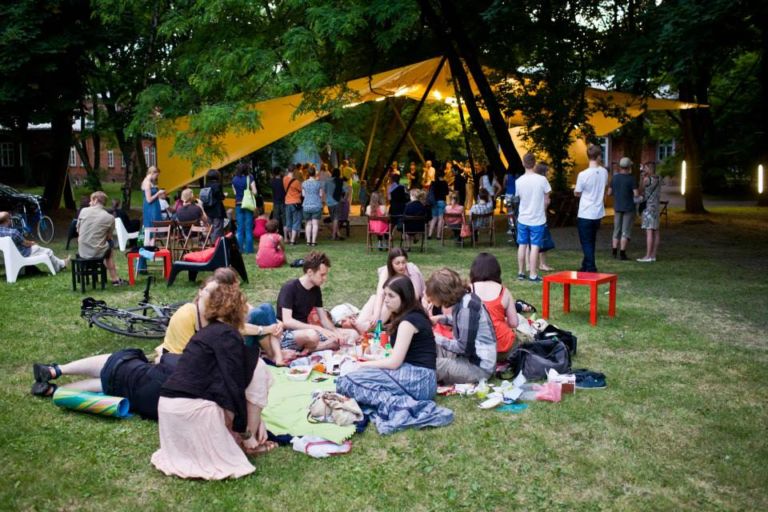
[535,324,578,355]
[507,339,571,381]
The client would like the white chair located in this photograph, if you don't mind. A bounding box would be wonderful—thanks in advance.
[0,236,57,283]
[114,217,139,252]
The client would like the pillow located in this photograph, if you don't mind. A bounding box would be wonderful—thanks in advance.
[182,247,216,262]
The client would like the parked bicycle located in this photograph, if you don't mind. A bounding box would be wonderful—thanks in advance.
[11,195,54,243]
[81,277,186,339]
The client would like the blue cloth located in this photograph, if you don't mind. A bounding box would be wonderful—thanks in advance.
[235,206,254,253]
[139,185,162,270]
[517,222,545,246]
[577,217,601,272]
[336,364,454,435]
[301,179,323,213]
[244,303,277,347]
[505,172,516,196]
[231,174,250,203]
[285,204,302,231]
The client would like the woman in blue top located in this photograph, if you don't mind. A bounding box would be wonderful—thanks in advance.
[336,275,453,434]
[301,166,324,246]
[139,166,164,271]
[231,163,258,254]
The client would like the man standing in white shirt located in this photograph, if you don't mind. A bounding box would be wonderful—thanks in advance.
[574,145,609,272]
[515,153,551,282]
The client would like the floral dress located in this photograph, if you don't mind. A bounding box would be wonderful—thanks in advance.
[641,176,661,230]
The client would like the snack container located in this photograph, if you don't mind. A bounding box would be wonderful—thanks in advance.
[286,365,312,381]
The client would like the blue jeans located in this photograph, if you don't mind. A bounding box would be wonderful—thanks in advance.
[244,303,277,347]
[235,206,254,254]
[577,217,601,272]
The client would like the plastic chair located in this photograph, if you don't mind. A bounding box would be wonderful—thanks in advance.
[114,217,139,252]
[0,236,57,283]
[167,236,248,286]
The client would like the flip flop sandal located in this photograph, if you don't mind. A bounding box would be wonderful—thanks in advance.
[515,299,537,314]
[31,381,57,397]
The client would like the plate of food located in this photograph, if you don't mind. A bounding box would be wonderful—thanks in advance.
[286,365,312,381]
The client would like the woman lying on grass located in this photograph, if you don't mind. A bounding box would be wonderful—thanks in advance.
[336,275,453,435]
[355,247,426,332]
[31,350,180,421]
[151,273,275,480]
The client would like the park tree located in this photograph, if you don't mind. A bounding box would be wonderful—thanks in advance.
[0,0,96,209]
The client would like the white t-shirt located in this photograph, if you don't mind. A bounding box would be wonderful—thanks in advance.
[575,165,608,220]
[515,172,551,226]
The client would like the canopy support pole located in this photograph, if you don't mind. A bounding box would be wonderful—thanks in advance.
[388,98,426,164]
[360,102,382,182]
[451,66,477,180]
[374,56,447,190]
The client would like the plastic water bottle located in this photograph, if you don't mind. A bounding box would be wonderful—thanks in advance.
[384,343,392,358]
[373,320,383,345]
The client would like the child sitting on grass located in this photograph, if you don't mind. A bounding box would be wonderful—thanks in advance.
[256,219,286,269]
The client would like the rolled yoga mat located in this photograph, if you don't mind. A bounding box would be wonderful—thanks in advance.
[52,388,131,418]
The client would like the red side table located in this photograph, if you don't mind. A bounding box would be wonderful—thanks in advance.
[127,249,172,285]
[542,271,617,326]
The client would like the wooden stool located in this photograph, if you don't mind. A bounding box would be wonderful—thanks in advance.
[71,256,107,293]
[542,271,617,326]
[126,249,172,285]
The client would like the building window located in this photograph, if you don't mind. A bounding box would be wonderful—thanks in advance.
[107,150,115,168]
[0,143,14,167]
[121,154,127,168]
[657,140,675,161]
[69,147,77,167]
[150,146,156,167]
[144,147,150,167]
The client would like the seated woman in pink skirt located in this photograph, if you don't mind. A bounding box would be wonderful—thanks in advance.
[256,219,286,269]
[151,271,275,480]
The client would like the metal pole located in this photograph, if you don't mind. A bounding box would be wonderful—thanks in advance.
[388,98,426,164]
[360,102,382,182]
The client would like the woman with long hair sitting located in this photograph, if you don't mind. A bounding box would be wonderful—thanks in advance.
[354,247,425,332]
[469,253,518,358]
[366,191,389,251]
[336,275,453,434]
[151,275,275,480]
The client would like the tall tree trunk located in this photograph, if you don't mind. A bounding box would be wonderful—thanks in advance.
[758,11,768,206]
[437,0,523,177]
[42,111,74,212]
[679,81,706,213]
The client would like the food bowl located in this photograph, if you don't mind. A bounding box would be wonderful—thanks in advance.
[286,365,312,381]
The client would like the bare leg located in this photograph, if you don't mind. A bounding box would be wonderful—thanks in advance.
[305,220,312,244]
[528,245,540,278]
[620,237,629,251]
[311,219,319,244]
[59,354,111,378]
[436,216,444,238]
[104,254,119,281]
[644,229,653,258]
[291,329,339,352]
[60,378,103,392]
[428,218,437,237]
[650,229,660,258]
[539,252,554,271]
[517,244,529,275]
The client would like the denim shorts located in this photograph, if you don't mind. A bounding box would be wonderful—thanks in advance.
[303,208,322,221]
[517,223,546,246]
[285,204,302,231]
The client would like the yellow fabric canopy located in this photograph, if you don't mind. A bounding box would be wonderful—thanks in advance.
[158,56,697,192]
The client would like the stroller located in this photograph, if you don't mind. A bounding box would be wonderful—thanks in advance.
[503,195,519,246]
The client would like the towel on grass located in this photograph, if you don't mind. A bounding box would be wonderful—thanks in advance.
[262,366,355,444]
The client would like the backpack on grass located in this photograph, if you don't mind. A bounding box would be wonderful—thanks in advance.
[506,338,571,381]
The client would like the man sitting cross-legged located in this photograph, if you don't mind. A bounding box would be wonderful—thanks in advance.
[277,251,357,353]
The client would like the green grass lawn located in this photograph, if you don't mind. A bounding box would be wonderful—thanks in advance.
[1,207,767,511]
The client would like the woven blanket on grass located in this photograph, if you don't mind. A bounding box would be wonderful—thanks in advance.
[262,366,355,444]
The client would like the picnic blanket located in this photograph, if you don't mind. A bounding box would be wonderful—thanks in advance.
[262,366,355,444]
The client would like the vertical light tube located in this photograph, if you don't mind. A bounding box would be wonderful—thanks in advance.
[681,160,687,195]
[759,164,764,194]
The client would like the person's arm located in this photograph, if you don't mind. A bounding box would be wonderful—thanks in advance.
[360,320,415,370]
[372,268,387,322]
[281,307,338,340]
[250,176,258,195]
[503,288,519,329]
[544,191,551,208]
[143,181,163,202]
[435,302,468,354]
[276,236,285,252]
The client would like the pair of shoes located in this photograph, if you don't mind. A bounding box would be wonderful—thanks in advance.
[636,257,655,262]
[528,275,542,283]
[620,252,629,261]
[612,248,618,258]
[31,381,57,397]
[517,273,526,281]
[427,236,432,240]
[112,278,128,286]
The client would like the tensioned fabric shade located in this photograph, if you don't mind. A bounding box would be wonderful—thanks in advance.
[157,56,698,192]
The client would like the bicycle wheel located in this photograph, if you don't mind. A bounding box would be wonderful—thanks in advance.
[89,309,169,339]
[37,215,55,243]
